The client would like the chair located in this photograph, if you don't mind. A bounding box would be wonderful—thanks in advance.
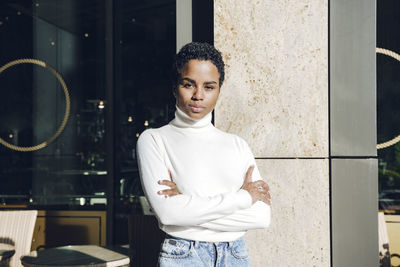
[379,211,391,267]
[0,210,37,267]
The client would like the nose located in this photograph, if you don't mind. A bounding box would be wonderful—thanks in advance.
[192,87,204,100]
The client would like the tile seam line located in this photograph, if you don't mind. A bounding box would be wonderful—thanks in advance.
[255,157,328,159]
[255,156,378,159]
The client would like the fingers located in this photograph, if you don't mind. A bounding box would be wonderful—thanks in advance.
[244,165,254,184]
[262,195,271,205]
[250,180,272,205]
[241,166,270,205]
[158,180,180,191]
[157,172,181,197]
[263,191,271,205]
[158,179,176,188]
[157,188,180,198]
[259,190,271,205]
[254,180,270,191]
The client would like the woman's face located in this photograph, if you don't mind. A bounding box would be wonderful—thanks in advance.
[175,59,220,120]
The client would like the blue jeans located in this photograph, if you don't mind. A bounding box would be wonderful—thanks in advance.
[158,235,251,267]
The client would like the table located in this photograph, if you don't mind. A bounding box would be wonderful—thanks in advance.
[0,243,15,261]
[21,245,130,267]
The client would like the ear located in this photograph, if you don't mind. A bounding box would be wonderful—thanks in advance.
[173,88,177,98]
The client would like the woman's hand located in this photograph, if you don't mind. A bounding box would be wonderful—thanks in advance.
[241,165,271,205]
[156,167,271,205]
[157,170,181,198]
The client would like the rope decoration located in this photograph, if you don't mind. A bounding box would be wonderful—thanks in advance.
[376,48,400,150]
[0,59,70,152]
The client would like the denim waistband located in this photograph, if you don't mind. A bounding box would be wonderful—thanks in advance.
[164,234,237,249]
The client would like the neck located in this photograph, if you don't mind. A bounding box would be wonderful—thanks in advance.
[170,106,212,129]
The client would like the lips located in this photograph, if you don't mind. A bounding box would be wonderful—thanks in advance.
[189,104,205,113]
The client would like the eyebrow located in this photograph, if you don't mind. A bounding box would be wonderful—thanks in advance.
[181,77,218,85]
[181,77,195,84]
[204,81,218,85]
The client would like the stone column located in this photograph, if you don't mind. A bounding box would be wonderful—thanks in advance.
[214,0,377,266]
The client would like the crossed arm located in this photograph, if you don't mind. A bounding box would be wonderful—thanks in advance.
[158,165,271,231]
[136,130,271,231]
[158,166,271,205]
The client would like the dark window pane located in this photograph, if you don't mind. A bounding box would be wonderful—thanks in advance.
[0,0,107,208]
[113,0,176,244]
[0,0,177,246]
[377,0,400,212]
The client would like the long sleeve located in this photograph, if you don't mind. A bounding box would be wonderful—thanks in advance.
[136,129,252,227]
[199,142,271,231]
[199,202,271,231]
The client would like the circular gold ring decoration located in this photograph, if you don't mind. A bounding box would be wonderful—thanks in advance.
[376,47,400,150]
[0,59,70,152]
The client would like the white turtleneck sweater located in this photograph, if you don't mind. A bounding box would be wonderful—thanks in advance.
[136,107,271,242]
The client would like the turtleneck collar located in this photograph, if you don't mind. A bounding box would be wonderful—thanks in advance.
[170,106,213,129]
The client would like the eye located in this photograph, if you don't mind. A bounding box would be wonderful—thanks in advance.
[205,86,215,90]
[183,83,193,88]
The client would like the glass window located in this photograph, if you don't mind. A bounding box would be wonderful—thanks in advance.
[0,0,108,207]
[377,0,400,213]
[113,0,176,244]
[0,0,177,245]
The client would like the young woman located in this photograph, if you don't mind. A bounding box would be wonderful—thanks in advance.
[136,42,271,266]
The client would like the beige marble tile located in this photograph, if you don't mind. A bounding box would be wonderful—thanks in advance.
[245,159,330,267]
[214,0,328,157]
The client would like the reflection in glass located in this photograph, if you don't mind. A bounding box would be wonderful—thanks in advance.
[114,0,176,243]
[0,0,177,245]
[377,0,400,213]
[0,0,107,207]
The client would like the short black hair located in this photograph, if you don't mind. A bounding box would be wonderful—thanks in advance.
[172,42,225,90]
